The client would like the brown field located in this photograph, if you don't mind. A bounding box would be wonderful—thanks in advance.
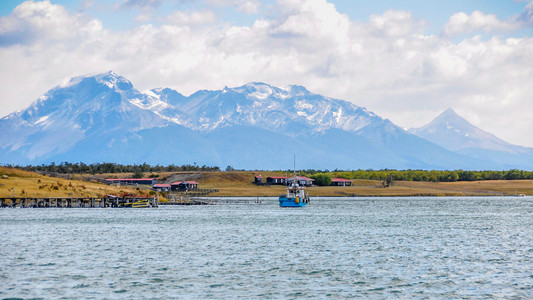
[157,171,533,197]
[0,166,144,198]
[1,168,532,198]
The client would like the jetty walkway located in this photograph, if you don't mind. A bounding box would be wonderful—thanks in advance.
[1,196,264,208]
[162,198,263,205]
[0,196,159,208]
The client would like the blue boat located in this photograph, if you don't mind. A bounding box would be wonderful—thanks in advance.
[279,179,310,207]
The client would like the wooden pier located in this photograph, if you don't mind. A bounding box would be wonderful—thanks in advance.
[0,196,159,208]
[180,197,263,205]
[160,195,263,205]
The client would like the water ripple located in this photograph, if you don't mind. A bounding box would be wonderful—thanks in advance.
[0,197,532,298]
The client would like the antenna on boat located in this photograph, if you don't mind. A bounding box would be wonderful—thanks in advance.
[293,154,297,186]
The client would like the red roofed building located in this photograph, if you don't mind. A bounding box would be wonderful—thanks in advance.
[170,181,199,191]
[266,176,287,185]
[331,178,352,186]
[254,175,263,185]
[267,176,315,186]
[153,184,171,192]
[288,176,315,187]
[105,178,156,185]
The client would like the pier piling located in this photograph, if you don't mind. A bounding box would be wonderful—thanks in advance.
[0,196,158,208]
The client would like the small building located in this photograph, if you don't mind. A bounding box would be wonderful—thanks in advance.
[287,176,315,187]
[254,175,263,185]
[152,184,171,192]
[105,178,156,185]
[267,176,315,186]
[266,176,287,185]
[170,181,199,191]
[331,178,352,186]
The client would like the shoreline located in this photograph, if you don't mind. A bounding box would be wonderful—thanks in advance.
[1,167,531,199]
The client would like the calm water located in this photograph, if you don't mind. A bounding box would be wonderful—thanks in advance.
[1,197,532,299]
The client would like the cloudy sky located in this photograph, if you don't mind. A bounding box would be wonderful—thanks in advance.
[1,0,533,147]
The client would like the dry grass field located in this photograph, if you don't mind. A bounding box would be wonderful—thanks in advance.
[158,171,533,197]
[1,168,532,198]
[0,166,143,198]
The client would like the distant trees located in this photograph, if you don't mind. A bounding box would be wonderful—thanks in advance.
[384,174,394,187]
[8,163,533,182]
[311,174,332,186]
[12,162,220,174]
[131,170,144,178]
[302,169,533,183]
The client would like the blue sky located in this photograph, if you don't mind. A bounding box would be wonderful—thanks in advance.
[1,0,533,147]
[1,0,529,31]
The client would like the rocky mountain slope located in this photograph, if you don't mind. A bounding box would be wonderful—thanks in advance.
[1,71,528,169]
[409,108,533,168]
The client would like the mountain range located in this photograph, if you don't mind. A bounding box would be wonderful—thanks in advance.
[1,71,531,170]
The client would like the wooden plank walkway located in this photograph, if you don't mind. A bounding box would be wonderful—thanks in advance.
[159,198,263,205]
[0,196,159,208]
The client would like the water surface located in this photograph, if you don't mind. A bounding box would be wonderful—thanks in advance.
[1,197,532,298]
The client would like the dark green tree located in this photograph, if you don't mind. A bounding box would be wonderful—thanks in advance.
[312,174,332,186]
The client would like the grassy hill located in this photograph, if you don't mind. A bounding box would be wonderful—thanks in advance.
[1,168,532,198]
[154,171,533,197]
[194,171,532,197]
[0,166,142,198]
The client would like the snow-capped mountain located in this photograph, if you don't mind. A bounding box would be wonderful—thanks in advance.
[409,108,521,152]
[0,72,172,163]
[0,71,527,169]
[148,81,382,135]
[409,108,533,168]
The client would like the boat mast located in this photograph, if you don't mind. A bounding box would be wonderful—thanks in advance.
[293,154,296,186]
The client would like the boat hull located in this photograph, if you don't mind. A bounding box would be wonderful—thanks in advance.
[132,200,150,208]
[279,197,308,207]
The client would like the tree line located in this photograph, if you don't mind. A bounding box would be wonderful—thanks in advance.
[303,169,533,183]
[7,163,533,182]
[11,162,220,174]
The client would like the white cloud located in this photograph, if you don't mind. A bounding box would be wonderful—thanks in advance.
[119,0,164,9]
[81,0,96,11]
[209,0,260,14]
[516,1,533,25]
[0,0,532,147]
[369,10,427,37]
[0,0,85,45]
[443,11,519,37]
[165,10,217,26]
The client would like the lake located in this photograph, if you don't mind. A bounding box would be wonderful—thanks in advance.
[1,197,532,298]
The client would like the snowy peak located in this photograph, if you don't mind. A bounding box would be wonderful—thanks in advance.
[2,72,533,169]
[150,88,186,106]
[11,71,172,133]
[57,71,133,92]
[8,73,390,137]
[409,108,525,153]
[412,108,476,138]
[92,71,133,90]
[287,85,312,97]
[181,81,387,134]
[431,108,476,131]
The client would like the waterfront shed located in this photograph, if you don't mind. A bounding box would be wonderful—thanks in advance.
[331,178,352,186]
[170,181,199,191]
[287,176,315,187]
[105,178,157,185]
[153,184,171,192]
[266,176,287,185]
